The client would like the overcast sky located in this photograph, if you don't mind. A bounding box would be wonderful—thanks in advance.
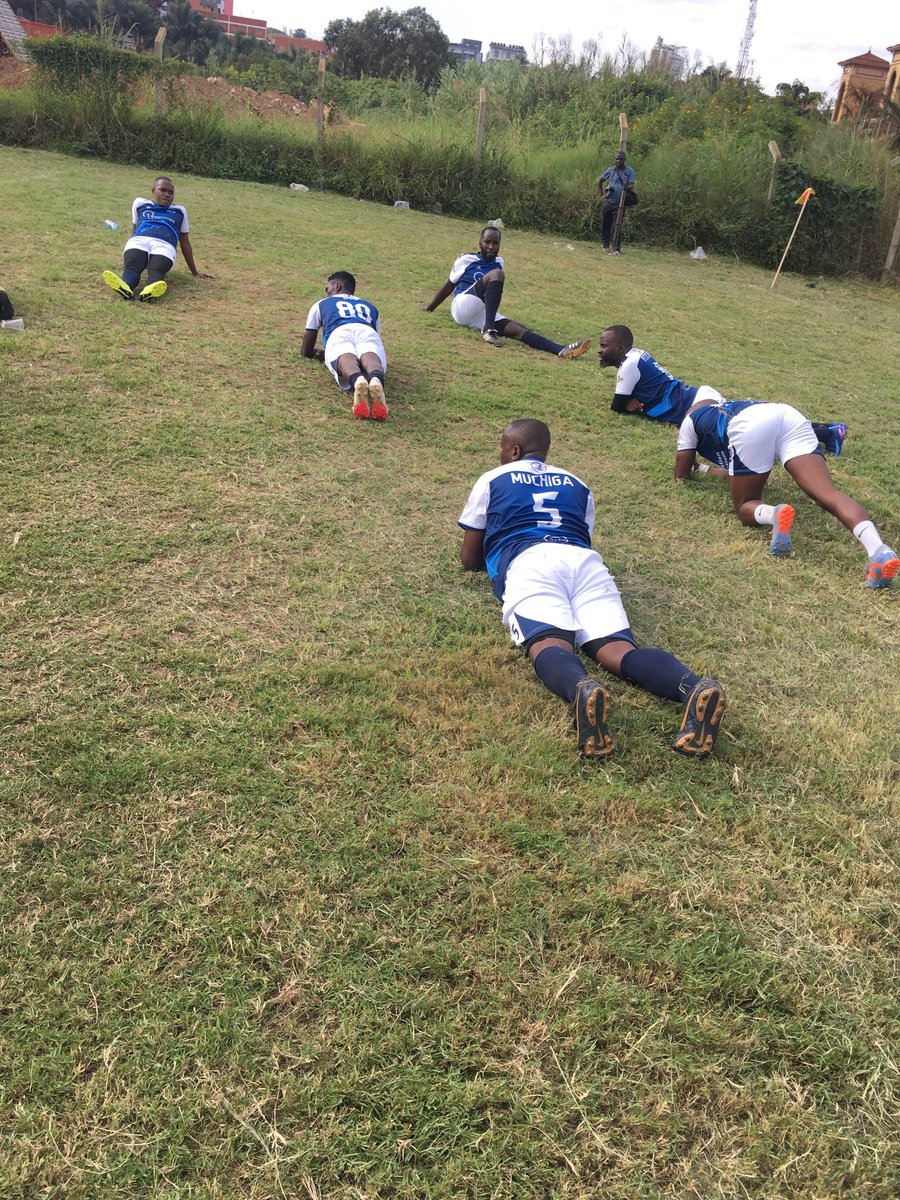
[241,0,897,98]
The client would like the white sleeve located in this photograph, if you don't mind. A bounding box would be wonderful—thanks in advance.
[584,490,596,535]
[131,197,145,223]
[458,473,491,530]
[615,357,641,396]
[677,415,699,452]
[176,205,189,234]
[449,253,473,285]
[305,301,322,331]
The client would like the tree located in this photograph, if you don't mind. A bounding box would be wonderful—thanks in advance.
[775,79,824,113]
[324,7,452,89]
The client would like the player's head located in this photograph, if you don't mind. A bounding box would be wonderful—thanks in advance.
[151,177,175,207]
[500,419,551,464]
[598,325,632,369]
[479,226,502,259]
[326,271,356,296]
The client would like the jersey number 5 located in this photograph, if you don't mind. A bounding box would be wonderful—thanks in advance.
[532,492,561,527]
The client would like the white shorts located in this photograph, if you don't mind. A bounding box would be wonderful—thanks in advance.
[325,326,387,391]
[123,235,177,264]
[728,403,819,475]
[501,543,630,649]
[450,291,508,331]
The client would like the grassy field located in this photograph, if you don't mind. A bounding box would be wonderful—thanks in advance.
[1,146,898,1199]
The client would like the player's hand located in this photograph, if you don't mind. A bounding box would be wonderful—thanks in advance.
[314,348,325,362]
[194,271,214,280]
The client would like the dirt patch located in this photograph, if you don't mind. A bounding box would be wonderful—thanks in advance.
[0,57,35,89]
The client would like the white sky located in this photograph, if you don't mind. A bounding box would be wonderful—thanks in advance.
[239,0,898,98]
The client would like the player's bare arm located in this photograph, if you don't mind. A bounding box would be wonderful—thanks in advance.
[300,329,325,362]
[424,280,454,312]
[179,234,213,279]
[460,529,486,571]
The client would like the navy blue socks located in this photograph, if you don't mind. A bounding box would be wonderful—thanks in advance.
[522,330,565,355]
[482,279,503,331]
[532,646,588,704]
[620,647,699,703]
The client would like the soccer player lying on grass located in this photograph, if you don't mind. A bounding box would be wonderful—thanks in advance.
[598,324,848,456]
[103,176,212,303]
[458,418,726,760]
[673,396,898,588]
[425,226,591,359]
[301,271,388,421]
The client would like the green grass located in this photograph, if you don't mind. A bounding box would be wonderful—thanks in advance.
[1,146,898,1199]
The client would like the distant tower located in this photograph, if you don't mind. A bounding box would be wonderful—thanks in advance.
[736,0,756,80]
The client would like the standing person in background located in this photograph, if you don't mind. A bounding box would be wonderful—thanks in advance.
[597,151,636,254]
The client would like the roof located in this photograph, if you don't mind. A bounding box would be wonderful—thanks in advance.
[0,0,27,59]
[837,50,890,70]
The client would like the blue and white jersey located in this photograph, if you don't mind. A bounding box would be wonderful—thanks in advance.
[459,459,594,599]
[677,399,759,469]
[131,198,189,250]
[600,165,635,205]
[615,347,699,424]
[449,251,505,296]
[305,294,381,346]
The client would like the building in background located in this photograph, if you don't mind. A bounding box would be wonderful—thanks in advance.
[0,0,27,57]
[831,48,892,122]
[649,37,687,81]
[486,42,526,63]
[450,38,482,63]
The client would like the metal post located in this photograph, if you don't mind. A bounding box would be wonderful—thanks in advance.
[766,139,781,204]
[317,56,326,153]
[154,27,166,119]
[474,87,487,161]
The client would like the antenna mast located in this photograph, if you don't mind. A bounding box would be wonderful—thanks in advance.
[736,0,757,80]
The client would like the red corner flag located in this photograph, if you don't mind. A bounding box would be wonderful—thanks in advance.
[795,187,815,205]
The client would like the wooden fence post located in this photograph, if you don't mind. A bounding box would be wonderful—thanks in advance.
[474,87,487,161]
[881,156,900,281]
[317,56,326,153]
[154,27,166,119]
[618,111,628,152]
[767,140,781,203]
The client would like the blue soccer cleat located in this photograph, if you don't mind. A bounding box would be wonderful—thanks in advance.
[769,503,795,557]
[864,546,899,590]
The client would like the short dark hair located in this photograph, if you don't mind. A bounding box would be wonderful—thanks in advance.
[328,271,356,294]
[153,175,174,186]
[480,225,502,239]
[506,418,551,457]
[603,324,633,347]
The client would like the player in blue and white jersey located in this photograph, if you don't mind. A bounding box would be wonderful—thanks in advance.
[599,325,848,455]
[425,226,590,358]
[102,177,212,303]
[675,397,898,588]
[459,419,726,760]
[301,271,389,420]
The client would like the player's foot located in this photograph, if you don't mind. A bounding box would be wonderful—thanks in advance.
[481,329,502,347]
[571,679,614,760]
[368,377,388,421]
[769,503,795,557]
[826,422,848,456]
[558,338,591,360]
[102,270,133,301]
[138,280,167,302]
[352,376,370,419]
[864,546,899,590]
[611,249,621,256]
[672,678,726,759]
[601,245,610,253]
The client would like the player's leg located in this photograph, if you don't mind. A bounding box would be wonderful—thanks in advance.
[728,473,796,557]
[601,203,615,250]
[104,248,147,300]
[335,352,369,418]
[359,350,387,421]
[473,268,505,341]
[137,254,174,302]
[784,452,898,587]
[726,405,798,555]
[494,318,590,359]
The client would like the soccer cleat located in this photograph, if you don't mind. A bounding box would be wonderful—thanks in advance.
[138,280,167,302]
[864,546,899,590]
[610,249,621,256]
[571,679,615,760]
[769,503,795,557]
[558,338,591,360]
[827,422,847,457]
[352,376,370,419]
[672,678,726,759]
[601,245,611,254]
[368,377,388,421]
[481,329,502,347]
[102,270,133,301]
